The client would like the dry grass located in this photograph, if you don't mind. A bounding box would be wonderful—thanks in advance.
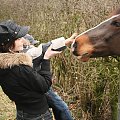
[0,0,120,120]
[0,87,15,120]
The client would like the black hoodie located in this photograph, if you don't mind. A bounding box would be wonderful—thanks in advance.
[0,53,52,114]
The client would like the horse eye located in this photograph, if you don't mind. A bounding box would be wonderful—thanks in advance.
[111,21,120,27]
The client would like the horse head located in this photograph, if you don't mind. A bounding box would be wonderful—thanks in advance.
[72,8,120,62]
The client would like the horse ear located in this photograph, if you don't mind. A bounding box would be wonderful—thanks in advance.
[111,21,120,27]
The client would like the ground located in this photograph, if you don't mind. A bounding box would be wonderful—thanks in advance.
[0,87,15,120]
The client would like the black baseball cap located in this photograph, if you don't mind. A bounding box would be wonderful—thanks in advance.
[0,20,30,45]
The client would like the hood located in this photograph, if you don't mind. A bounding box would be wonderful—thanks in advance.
[0,53,32,69]
[0,53,32,76]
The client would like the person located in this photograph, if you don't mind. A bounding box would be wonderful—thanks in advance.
[0,20,62,120]
[23,33,77,120]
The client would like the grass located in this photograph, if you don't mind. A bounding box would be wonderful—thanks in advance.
[0,87,15,120]
[0,0,120,119]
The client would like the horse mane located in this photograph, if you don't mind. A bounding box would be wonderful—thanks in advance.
[109,7,120,17]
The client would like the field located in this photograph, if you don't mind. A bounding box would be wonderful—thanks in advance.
[0,87,15,120]
[0,0,120,120]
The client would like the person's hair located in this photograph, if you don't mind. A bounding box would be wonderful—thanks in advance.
[0,40,15,53]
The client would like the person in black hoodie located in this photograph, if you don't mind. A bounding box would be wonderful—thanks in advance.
[0,20,61,120]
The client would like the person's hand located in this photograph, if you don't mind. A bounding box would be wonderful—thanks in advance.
[65,33,78,46]
[22,38,31,46]
[44,45,62,59]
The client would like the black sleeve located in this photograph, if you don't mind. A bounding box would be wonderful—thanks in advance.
[19,60,52,93]
[32,42,52,70]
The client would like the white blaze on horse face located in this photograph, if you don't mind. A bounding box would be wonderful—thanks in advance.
[71,39,75,51]
[75,14,120,39]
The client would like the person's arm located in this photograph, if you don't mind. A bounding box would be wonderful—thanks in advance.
[50,33,78,51]
[26,44,43,59]
[65,33,78,46]
[26,33,77,59]
[20,59,52,93]
[26,33,77,70]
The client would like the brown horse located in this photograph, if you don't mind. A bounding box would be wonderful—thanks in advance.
[72,8,120,62]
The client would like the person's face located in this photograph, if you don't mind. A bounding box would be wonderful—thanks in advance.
[12,37,25,52]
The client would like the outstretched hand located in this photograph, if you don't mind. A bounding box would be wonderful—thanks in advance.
[44,45,62,59]
[65,33,78,46]
[43,33,78,59]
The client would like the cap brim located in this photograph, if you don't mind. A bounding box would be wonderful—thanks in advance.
[16,26,30,39]
[0,26,9,34]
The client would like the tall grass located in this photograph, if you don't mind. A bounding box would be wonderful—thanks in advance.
[0,0,120,119]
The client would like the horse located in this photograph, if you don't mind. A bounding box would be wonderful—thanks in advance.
[72,8,120,62]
